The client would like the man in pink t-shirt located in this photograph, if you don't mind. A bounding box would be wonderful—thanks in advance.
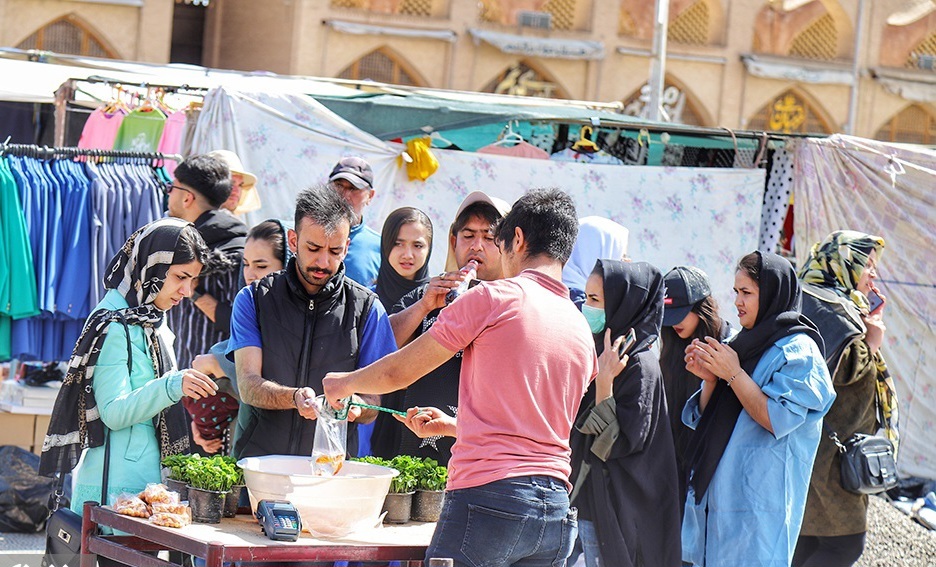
[325,189,597,567]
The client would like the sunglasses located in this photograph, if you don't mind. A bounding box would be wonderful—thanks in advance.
[163,182,194,197]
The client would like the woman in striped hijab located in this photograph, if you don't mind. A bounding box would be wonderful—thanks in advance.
[795,230,895,567]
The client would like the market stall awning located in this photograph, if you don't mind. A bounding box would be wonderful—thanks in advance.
[323,19,457,42]
[313,92,643,139]
[741,53,853,85]
[870,67,936,103]
[468,29,605,61]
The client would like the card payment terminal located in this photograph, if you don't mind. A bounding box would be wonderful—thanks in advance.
[255,500,302,541]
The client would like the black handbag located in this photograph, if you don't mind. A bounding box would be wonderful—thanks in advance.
[826,426,898,495]
[41,427,111,567]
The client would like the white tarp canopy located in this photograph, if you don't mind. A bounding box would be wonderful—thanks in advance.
[189,87,764,326]
[793,134,936,480]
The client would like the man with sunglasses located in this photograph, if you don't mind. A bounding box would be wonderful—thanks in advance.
[165,155,247,411]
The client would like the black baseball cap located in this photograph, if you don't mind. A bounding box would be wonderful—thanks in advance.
[662,266,712,327]
[329,156,374,190]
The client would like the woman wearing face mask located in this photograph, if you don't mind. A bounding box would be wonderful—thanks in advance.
[372,207,433,311]
[794,231,893,567]
[39,218,218,513]
[681,251,836,567]
[659,266,728,514]
[190,219,293,455]
[571,260,682,567]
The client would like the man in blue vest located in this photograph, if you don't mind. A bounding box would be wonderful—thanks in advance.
[226,185,396,458]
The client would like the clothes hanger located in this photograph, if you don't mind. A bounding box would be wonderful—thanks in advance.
[492,121,525,147]
[572,125,600,152]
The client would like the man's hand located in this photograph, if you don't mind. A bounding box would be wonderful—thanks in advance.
[322,371,355,411]
[394,406,456,439]
[192,354,223,378]
[294,387,318,421]
[419,271,467,312]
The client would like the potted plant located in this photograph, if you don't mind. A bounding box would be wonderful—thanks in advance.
[220,455,246,518]
[161,454,191,501]
[184,455,238,524]
[412,458,447,522]
[382,455,419,524]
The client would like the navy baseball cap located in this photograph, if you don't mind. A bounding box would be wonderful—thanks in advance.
[662,266,712,327]
[329,156,374,190]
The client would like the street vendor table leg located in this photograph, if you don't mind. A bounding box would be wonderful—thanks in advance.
[81,501,99,567]
[205,541,224,567]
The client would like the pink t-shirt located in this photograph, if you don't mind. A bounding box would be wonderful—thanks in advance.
[429,269,598,491]
[77,107,126,150]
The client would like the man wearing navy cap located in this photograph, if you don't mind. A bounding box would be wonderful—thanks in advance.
[329,157,381,287]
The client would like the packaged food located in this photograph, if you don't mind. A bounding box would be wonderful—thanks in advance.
[114,494,150,518]
[151,502,189,516]
[150,512,191,529]
[139,483,178,505]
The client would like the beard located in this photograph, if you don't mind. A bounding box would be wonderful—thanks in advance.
[299,265,334,289]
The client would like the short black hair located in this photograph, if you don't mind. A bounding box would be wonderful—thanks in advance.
[451,202,502,236]
[294,184,355,234]
[174,155,232,208]
[495,189,578,263]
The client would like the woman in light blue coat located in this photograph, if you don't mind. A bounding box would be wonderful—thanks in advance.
[680,251,835,567]
[40,218,219,512]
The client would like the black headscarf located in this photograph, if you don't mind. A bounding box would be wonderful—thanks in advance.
[686,251,824,502]
[40,218,195,477]
[374,207,432,311]
[599,259,663,354]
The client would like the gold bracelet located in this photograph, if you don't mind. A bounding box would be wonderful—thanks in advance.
[726,373,739,386]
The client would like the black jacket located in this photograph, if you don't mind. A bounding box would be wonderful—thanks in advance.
[234,258,375,459]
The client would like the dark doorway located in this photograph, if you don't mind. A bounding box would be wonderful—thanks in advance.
[170,1,208,65]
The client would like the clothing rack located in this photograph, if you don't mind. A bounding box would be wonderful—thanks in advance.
[0,142,182,162]
[72,75,211,95]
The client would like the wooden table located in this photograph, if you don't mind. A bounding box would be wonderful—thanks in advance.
[80,502,436,566]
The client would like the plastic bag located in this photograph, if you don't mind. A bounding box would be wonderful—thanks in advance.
[0,445,56,532]
[311,397,347,476]
[114,493,150,518]
[139,483,178,505]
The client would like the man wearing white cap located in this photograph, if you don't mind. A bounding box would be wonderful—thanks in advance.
[208,150,262,215]
[370,191,510,465]
[328,156,381,287]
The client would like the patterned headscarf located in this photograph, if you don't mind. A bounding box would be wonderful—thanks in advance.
[798,230,899,453]
[40,218,196,477]
[799,230,885,311]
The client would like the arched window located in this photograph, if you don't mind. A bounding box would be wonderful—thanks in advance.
[907,32,936,69]
[668,0,710,46]
[16,14,117,58]
[788,13,837,60]
[875,105,936,144]
[481,62,569,99]
[336,48,425,86]
[747,90,832,134]
[621,80,707,126]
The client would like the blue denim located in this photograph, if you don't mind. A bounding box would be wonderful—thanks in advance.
[426,475,578,567]
[565,519,601,567]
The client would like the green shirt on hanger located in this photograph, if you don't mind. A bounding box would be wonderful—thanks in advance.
[0,158,40,320]
[113,108,167,152]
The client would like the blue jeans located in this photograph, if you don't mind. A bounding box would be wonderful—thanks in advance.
[566,519,601,567]
[426,475,578,567]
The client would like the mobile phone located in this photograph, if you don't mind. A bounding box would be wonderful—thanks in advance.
[617,328,637,358]
[867,289,884,314]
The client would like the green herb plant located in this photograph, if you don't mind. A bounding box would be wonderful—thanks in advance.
[183,454,241,492]
[161,454,192,483]
[416,458,448,492]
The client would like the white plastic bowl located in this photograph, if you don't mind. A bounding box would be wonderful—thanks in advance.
[237,455,398,538]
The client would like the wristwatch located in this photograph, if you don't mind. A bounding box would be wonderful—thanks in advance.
[190,289,204,303]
